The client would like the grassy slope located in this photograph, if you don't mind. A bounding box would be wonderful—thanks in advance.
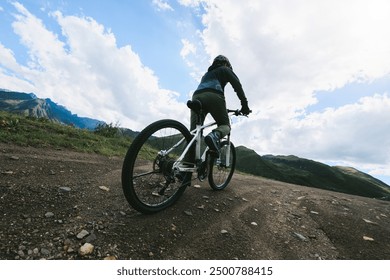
[0,111,131,157]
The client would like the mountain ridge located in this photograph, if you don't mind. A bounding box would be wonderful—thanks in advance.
[0,90,100,130]
[236,146,390,200]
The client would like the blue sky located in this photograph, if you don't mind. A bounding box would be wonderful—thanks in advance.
[1,0,390,185]
[0,0,201,95]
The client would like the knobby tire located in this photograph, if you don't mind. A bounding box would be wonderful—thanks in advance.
[121,119,192,214]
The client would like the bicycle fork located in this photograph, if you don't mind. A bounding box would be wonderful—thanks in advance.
[202,133,232,172]
[224,134,231,167]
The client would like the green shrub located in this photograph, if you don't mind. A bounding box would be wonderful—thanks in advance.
[94,122,120,138]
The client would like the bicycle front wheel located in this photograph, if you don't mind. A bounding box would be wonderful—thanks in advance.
[208,140,236,190]
[121,119,192,214]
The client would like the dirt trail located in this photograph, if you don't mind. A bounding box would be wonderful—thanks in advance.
[1,143,389,260]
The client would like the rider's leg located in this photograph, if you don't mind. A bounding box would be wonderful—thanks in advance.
[197,92,230,153]
[183,101,206,165]
[208,95,230,138]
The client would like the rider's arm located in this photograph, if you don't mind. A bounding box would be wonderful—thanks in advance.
[220,67,251,114]
[220,67,247,103]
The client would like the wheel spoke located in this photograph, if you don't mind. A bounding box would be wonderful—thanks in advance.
[133,170,160,179]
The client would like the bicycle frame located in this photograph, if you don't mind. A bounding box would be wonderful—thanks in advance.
[122,108,244,213]
[167,113,234,174]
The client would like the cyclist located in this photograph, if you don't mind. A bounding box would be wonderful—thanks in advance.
[190,55,251,155]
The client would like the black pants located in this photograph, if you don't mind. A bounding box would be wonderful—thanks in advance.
[190,91,231,137]
[184,91,230,164]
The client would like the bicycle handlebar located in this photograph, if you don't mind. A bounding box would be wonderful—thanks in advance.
[227,109,252,117]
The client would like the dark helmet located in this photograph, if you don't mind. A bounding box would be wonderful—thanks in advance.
[211,55,232,70]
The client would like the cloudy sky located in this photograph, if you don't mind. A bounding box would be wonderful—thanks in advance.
[1,0,390,185]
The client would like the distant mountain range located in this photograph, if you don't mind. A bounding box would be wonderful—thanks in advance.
[236,146,390,200]
[0,89,100,130]
[1,89,389,200]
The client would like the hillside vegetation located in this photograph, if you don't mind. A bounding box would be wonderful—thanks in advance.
[236,146,390,200]
[0,111,131,156]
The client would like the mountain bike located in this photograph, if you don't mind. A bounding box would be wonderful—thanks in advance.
[121,100,249,214]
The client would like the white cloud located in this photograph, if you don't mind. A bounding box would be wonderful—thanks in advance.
[178,0,203,8]
[152,0,174,11]
[270,94,390,161]
[180,39,198,78]
[0,43,22,73]
[180,39,196,59]
[1,2,187,130]
[195,0,390,112]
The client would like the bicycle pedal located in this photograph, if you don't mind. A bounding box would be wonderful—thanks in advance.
[197,161,208,181]
[198,173,207,181]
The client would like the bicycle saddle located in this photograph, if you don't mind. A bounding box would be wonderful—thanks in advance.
[187,100,202,114]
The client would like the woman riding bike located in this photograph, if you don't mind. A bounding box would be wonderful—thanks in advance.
[186,55,251,162]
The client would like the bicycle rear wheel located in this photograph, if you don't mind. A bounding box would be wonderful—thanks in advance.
[208,140,236,190]
[121,119,192,214]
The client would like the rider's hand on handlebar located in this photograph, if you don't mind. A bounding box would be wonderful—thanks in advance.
[240,99,251,116]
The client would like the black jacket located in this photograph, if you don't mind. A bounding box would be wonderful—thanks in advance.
[194,66,247,102]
